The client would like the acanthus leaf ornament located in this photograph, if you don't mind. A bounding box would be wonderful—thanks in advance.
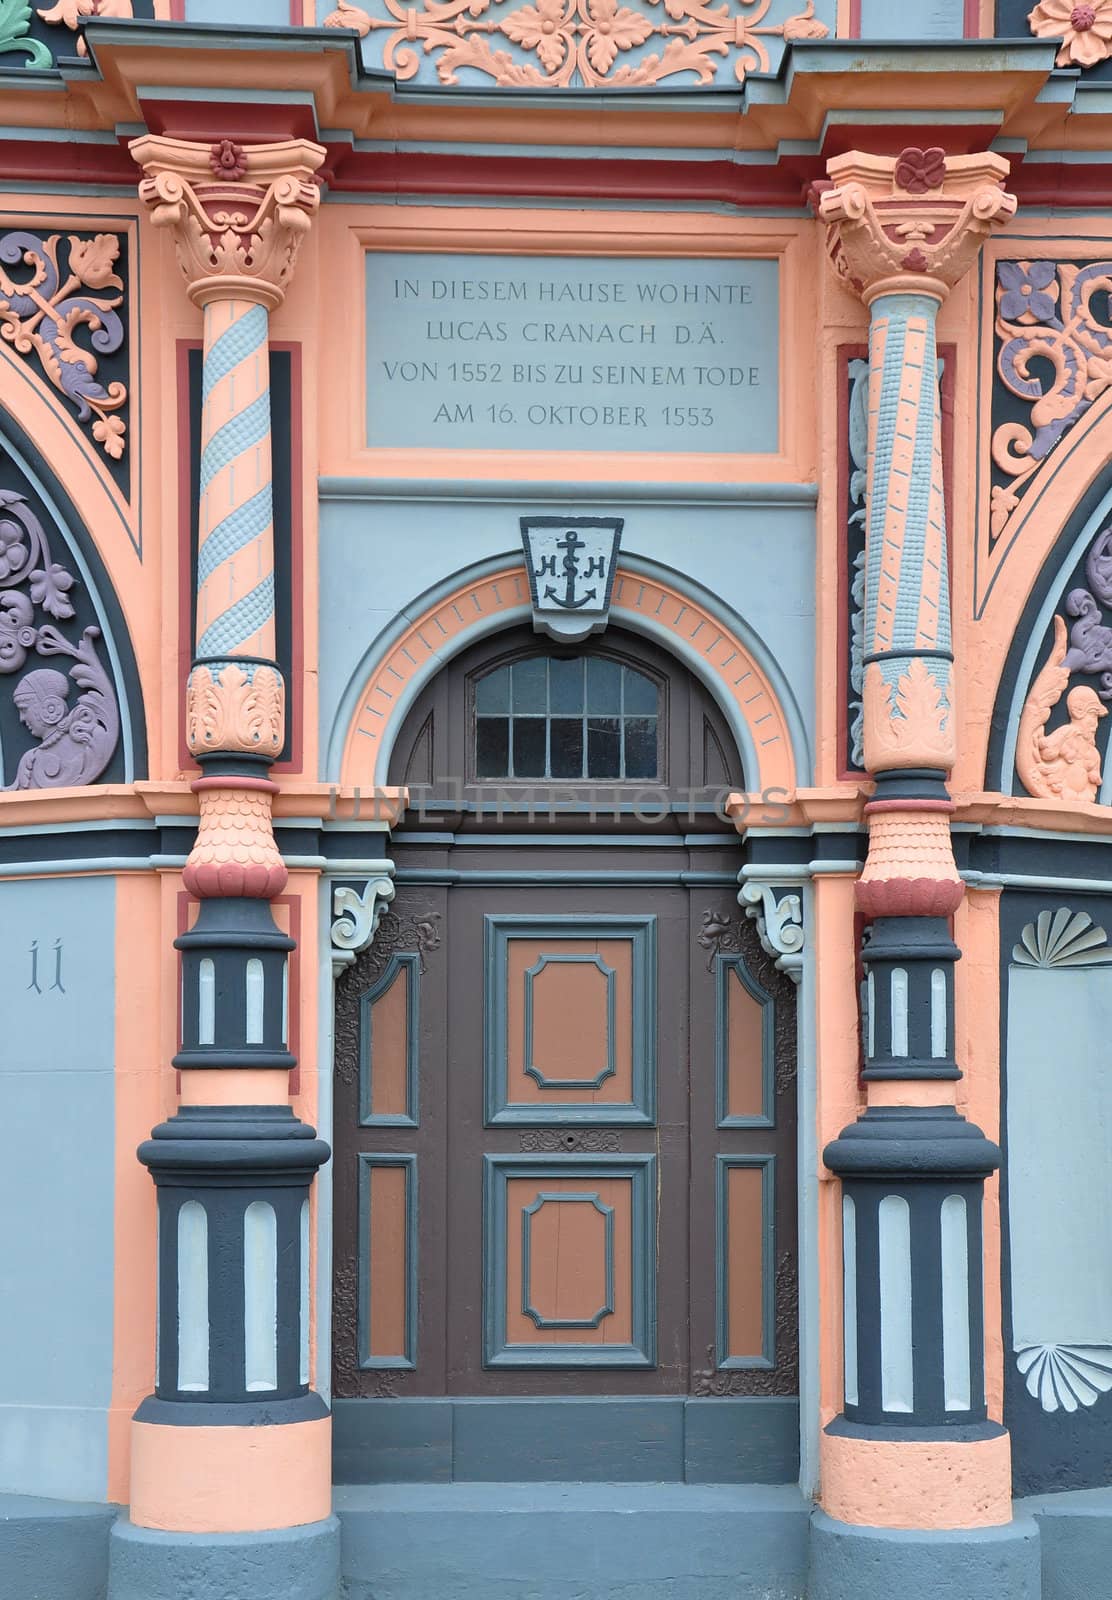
[130,135,325,311]
[35,0,133,58]
[1,0,53,66]
[323,0,827,89]
[186,660,285,760]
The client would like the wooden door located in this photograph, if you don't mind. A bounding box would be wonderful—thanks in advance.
[332,629,796,1405]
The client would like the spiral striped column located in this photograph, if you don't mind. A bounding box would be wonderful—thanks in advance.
[196,297,276,663]
[117,136,336,1600]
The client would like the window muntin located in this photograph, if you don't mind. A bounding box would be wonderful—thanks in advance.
[474,655,659,780]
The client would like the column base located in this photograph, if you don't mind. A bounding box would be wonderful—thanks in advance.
[107,1513,340,1600]
[808,1508,1041,1600]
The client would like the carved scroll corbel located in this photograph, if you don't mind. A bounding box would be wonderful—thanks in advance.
[331,868,396,976]
[739,877,806,984]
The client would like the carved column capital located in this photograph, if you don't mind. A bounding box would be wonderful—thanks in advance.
[818,148,1017,305]
[130,135,325,310]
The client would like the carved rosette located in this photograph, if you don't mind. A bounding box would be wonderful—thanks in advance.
[818,148,1017,305]
[130,135,325,311]
[186,661,285,760]
[182,776,288,900]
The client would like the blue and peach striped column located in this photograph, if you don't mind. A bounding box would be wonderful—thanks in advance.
[816,151,1020,1547]
[196,296,276,664]
[125,136,331,1566]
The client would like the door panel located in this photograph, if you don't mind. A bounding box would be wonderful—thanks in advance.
[486,915,656,1122]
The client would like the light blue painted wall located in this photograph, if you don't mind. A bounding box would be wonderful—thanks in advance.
[317,492,816,785]
[857,0,965,38]
[1007,966,1112,1354]
[183,0,292,22]
[0,875,116,1503]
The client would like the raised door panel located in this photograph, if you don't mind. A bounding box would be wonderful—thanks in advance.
[484,1156,656,1367]
[486,914,656,1124]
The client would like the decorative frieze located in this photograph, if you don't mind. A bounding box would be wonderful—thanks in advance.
[323,0,827,90]
[0,229,128,462]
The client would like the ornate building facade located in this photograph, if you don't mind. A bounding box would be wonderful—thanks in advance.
[2,3,1112,1597]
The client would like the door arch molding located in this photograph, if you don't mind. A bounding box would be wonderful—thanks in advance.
[329,552,809,799]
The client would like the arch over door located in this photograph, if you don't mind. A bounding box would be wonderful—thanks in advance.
[332,627,798,1474]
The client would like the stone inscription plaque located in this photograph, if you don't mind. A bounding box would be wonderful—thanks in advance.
[365,253,780,454]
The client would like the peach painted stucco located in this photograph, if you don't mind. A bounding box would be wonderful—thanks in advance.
[812,873,863,1426]
[821,1427,1013,1531]
[955,887,1005,1424]
[129,1415,332,1533]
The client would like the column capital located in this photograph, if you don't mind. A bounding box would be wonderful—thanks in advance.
[817,147,1017,305]
[130,134,325,311]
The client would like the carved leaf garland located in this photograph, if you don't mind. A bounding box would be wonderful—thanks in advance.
[323,0,826,88]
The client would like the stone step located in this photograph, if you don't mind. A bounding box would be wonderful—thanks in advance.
[334,1480,810,1600]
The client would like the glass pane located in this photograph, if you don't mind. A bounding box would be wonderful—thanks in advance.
[475,664,510,714]
[623,666,658,716]
[587,717,621,778]
[550,718,584,779]
[512,657,547,713]
[513,717,547,777]
[624,717,657,779]
[549,657,584,714]
[586,657,621,714]
[476,717,509,777]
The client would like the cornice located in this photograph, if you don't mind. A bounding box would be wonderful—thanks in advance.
[0,27,1084,198]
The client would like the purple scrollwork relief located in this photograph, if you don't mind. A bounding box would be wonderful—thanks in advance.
[991,260,1112,537]
[0,231,128,462]
[0,490,119,790]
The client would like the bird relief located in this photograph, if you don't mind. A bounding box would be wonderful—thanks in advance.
[1017,523,1112,804]
[0,489,119,791]
[1018,616,1107,803]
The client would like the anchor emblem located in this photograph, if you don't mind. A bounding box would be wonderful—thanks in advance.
[520,515,624,643]
[542,530,606,611]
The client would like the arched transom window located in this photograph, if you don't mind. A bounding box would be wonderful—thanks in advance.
[473,653,660,780]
